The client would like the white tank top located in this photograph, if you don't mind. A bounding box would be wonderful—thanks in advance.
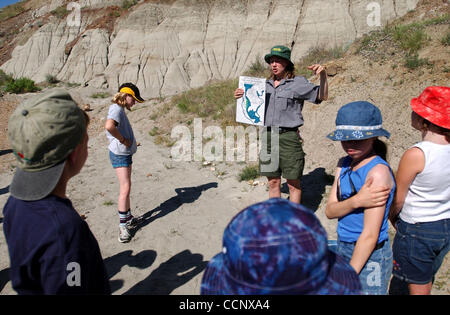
[400,141,450,224]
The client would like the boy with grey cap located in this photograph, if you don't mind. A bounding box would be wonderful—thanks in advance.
[3,89,110,294]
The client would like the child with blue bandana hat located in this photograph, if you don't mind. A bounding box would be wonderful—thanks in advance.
[325,101,396,295]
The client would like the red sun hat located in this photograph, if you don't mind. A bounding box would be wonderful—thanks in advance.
[410,86,450,129]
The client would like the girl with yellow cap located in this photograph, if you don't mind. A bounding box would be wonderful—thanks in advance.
[105,82,144,243]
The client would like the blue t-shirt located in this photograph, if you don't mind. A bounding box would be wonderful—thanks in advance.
[337,156,395,243]
[106,104,137,155]
[2,195,110,295]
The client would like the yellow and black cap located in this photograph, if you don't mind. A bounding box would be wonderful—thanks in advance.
[118,82,145,103]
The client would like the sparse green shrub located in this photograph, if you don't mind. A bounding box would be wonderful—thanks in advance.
[5,77,41,94]
[295,46,346,77]
[392,23,428,55]
[238,164,259,182]
[172,78,238,123]
[154,134,176,147]
[422,13,450,26]
[51,6,69,19]
[149,126,160,136]
[441,30,450,46]
[110,11,121,18]
[45,74,59,84]
[65,82,81,88]
[404,54,430,70]
[244,56,267,78]
[0,3,25,21]
[122,0,138,9]
[176,101,189,113]
[356,14,450,69]
[90,92,110,98]
[0,69,13,86]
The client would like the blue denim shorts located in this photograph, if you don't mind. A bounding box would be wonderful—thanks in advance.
[109,151,132,168]
[337,238,392,295]
[392,218,450,284]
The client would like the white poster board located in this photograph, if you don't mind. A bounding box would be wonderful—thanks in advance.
[236,76,266,126]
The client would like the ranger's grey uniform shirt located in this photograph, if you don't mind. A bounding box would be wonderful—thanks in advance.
[264,76,321,128]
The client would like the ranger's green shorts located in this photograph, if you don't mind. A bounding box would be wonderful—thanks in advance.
[259,129,305,180]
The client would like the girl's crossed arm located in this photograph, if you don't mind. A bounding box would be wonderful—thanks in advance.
[350,165,394,273]
[325,166,391,220]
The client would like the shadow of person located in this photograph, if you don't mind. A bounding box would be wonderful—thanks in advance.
[0,149,12,157]
[300,167,334,211]
[281,168,333,212]
[0,268,10,293]
[103,250,157,294]
[132,182,218,234]
[124,249,208,295]
[0,185,9,196]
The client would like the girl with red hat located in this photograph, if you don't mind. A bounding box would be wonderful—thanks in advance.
[389,86,450,295]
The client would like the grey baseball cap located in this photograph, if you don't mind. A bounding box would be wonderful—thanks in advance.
[8,88,86,201]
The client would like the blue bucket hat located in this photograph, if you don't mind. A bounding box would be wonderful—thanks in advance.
[327,101,390,141]
[200,198,361,295]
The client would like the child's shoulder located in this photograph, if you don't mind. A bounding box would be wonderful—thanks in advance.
[108,103,124,112]
[4,195,87,245]
[412,140,450,152]
[367,161,394,186]
[107,103,124,119]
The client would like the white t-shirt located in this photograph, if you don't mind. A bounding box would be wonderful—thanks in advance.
[106,104,137,155]
[400,141,450,224]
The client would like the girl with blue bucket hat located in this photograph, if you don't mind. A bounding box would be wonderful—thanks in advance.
[325,101,396,295]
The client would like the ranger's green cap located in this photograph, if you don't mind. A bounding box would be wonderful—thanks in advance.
[264,45,293,65]
[8,88,86,200]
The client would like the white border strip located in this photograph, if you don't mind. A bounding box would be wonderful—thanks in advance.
[335,124,382,131]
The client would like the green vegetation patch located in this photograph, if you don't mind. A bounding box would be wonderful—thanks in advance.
[51,5,69,19]
[90,92,111,99]
[1,71,40,94]
[122,0,138,9]
[391,23,428,55]
[0,2,25,22]
[295,46,346,77]
[442,28,450,46]
[356,14,449,69]
[238,164,259,182]
[172,78,238,125]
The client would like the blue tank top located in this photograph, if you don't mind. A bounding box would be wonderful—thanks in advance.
[337,155,395,243]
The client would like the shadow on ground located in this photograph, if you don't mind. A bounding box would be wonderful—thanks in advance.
[123,249,208,295]
[0,268,10,293]
[281,167,333,212]
[132,182,218,235]
[104,249,157,293]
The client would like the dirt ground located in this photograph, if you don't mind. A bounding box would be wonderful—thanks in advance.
[0,0,448,295]
[0,71,448,294]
